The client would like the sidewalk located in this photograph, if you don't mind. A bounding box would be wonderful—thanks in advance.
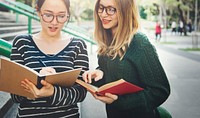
[153,32,200,118]
[156,48,200,118]
[148,30,200,55]
[144,31,200,118]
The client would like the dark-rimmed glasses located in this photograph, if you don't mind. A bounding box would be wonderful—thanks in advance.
[98,5,117,16]
[41,13,70,24]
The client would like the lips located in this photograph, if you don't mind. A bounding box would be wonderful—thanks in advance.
[102,19,111,25]
[48,26,58,32]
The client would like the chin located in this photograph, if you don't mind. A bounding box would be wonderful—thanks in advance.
[103,25,112,29]
[48,30,60,37]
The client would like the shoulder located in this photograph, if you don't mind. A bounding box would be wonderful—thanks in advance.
[126,32,158,59]
[127,32,157,55]
[71,37,87,48]
[133,32,149,40]
[130,32,151,48]
[12,34,32,47]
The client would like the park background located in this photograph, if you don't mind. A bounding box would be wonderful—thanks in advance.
[0,0,200,118]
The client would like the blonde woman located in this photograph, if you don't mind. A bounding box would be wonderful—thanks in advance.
[83,0,170,118]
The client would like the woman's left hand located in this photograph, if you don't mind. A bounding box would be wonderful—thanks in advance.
[21,79,54,99]
[93,93,118,104]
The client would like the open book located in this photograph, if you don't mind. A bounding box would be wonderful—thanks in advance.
[0,57,81,98]
[76,79,144,96]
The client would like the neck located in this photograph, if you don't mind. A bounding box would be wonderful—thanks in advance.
[39,31,62,42]
[111,27,117,37]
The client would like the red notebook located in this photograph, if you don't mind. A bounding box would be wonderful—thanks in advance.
[76,79,144,96]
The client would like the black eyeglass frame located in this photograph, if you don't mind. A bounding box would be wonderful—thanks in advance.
[97,5,117,16]
[40,13,70,24]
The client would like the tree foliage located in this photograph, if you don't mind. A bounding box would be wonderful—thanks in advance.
[138,0,200,33]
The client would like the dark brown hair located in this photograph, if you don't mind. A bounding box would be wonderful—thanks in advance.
[35,0,70,16]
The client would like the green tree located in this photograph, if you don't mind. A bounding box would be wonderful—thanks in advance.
[70,0,95,25]
[139,6,147,19]
[139,0,199,33]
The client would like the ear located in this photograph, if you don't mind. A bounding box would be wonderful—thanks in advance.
[35,6,40,16]
[35,6,39,12]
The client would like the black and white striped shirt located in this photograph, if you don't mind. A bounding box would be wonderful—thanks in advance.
[10,34,89,118]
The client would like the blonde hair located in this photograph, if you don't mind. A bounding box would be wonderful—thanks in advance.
[94,0,140,59]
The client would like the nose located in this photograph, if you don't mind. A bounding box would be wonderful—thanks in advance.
[51,16,58,25]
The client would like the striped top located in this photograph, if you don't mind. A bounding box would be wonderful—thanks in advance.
[10,34,89,118]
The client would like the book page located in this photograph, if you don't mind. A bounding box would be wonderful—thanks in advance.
[76,79,98,93]
[0,58,37,98]
[98,79,124,92]
[0,57,1,70]
[0,58,82,98]
[45,68,81,87]
[76,79,144,96]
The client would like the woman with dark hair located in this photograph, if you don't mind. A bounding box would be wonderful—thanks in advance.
[83,0,170,118]
[10,0,89,117]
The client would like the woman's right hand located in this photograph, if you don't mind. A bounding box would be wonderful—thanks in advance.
[82,70,104,83]
[39,67,56,75]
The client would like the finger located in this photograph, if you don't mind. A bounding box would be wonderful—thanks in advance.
[92,93,98,99]
[24,79,39,95]
[87,72,93,83]
[41,80,51,88]
[94,76,102,81]
[44,67,56,74]
[49,67,56,73]
[92,94,114,104]
[21,81,29,90]
[21,79,34,91]
[40,67,54,75]
[105,93,118,100]
[21,79,37,97]
[39,68,46,75]
[94,95,109,103]
[82,72,88,83]
[24,79,35,87]
[94,70,103,81]
[24,87,32,93]
[41,80,47,86]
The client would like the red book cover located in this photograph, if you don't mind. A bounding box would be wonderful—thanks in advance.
[76,79,144,96]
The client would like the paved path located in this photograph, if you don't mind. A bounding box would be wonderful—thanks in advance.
[157,47,200,118]
[152,32,200,118]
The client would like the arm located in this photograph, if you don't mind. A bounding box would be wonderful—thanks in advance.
[10,35,27,103]
[82,55,105,87]
[49,39,89,106]
[111,35,170,112]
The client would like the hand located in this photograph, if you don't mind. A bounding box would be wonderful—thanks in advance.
[21,79,54,99]
[93,93,118,104]
[39,67,56,75]
[82,70,104,83]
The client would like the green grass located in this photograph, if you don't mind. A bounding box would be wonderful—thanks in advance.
[180,48,200,51]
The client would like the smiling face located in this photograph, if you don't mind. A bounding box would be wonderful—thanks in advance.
[37,0,69,37]
[97,0,118,34]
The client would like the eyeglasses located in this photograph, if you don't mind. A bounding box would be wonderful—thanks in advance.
[41,13,70,24]
[98,5,117,16]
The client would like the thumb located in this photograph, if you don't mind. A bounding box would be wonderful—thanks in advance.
[41,80,50,87]
[94,76,102,81]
